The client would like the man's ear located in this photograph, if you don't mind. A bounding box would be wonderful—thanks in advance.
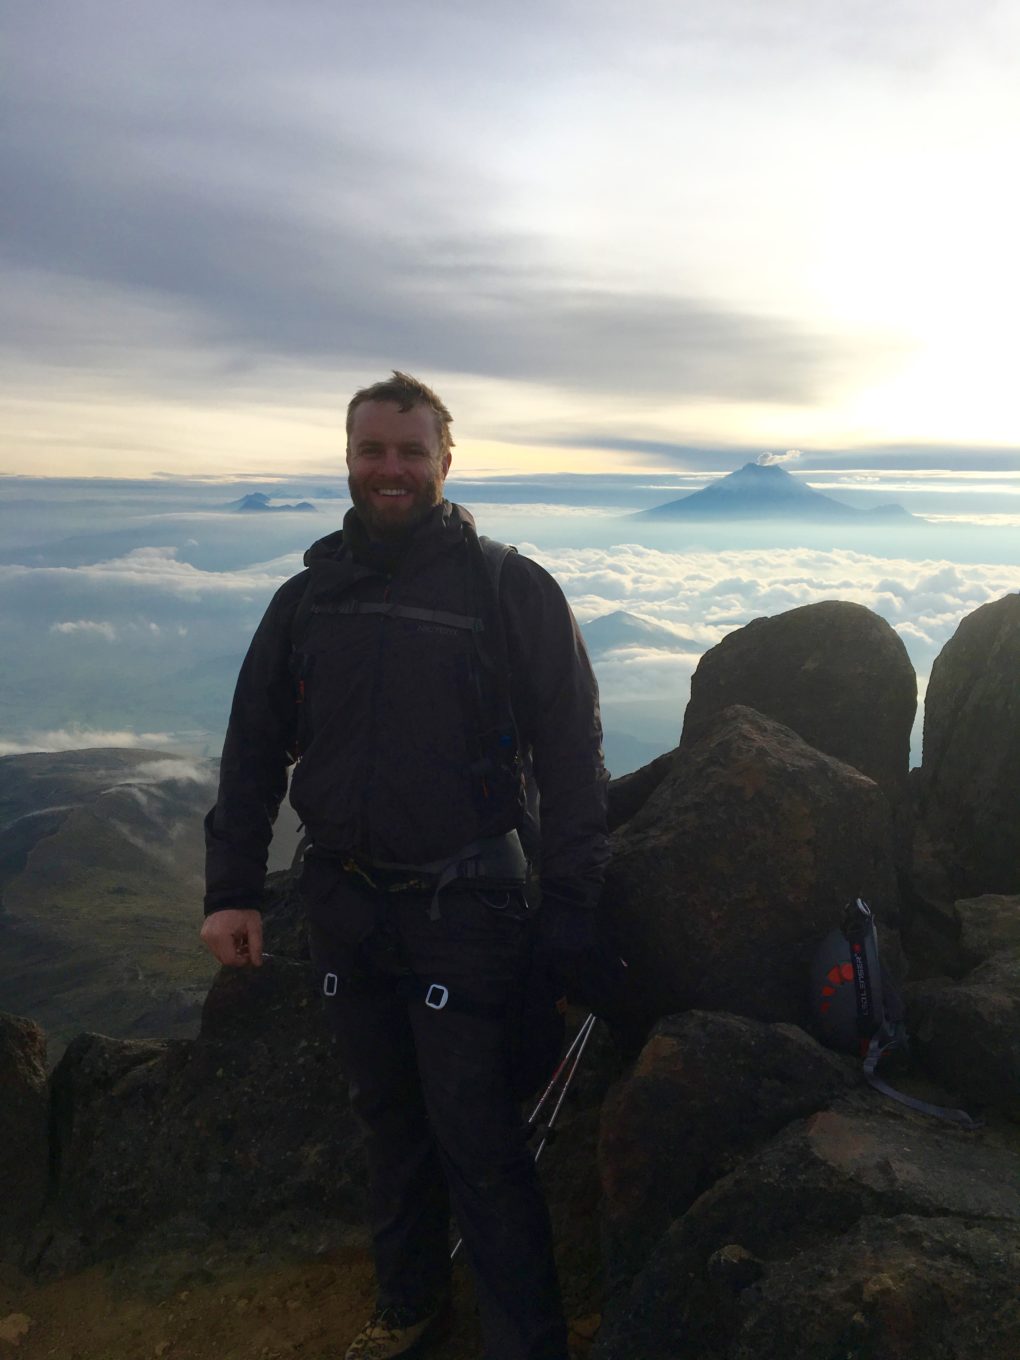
[441,450,452,479]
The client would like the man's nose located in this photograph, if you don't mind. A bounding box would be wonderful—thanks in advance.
[378,447,405,477]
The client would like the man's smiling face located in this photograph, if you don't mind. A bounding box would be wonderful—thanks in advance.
[346,400,452,540]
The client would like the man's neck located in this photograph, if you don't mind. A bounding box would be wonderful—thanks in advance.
[343,501,447,573]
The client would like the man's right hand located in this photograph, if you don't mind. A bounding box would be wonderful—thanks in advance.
[200,909,264,967]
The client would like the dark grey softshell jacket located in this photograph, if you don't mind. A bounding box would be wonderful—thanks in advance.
[204,501,609,914]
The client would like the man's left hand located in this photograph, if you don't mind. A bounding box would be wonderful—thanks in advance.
[538,890,629,1017]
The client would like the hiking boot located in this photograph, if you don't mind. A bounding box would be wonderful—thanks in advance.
[343,1298,451,1359]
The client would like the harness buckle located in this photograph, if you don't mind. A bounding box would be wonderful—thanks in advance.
[323,972,339,997]
[425,983,450,1010]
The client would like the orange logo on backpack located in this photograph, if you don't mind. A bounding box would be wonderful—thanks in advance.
[818,961,855,1014]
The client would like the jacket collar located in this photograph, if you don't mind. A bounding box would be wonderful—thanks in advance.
[303,500,475,578]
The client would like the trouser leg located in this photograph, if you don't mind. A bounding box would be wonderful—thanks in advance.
[400,893,567,1360]
[329,977,453,1313]
[307,873,566,1358]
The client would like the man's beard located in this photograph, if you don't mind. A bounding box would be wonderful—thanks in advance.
[347,473,442,542]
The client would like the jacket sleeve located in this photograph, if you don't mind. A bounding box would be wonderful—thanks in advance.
[203,572,306,915]
[500,553,610,907]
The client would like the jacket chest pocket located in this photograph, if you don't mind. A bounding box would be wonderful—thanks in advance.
[294,612,481,751]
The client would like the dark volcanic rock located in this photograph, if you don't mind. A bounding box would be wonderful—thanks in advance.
[598,1011,855,1290]
[602,706,900,1027]
[593,1102,1020,1360]
[605,747,679,832]
[921,592,1020,896]
[681,600,916,802]
[905,950,1020,1121]
[0,1012,49,1257]
[955,892,1020,970]
[40,879,365,1269]
[902,820,967,978]
[730,1215,1020,1360]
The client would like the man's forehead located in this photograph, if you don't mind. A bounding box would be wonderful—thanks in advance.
[349,400,439,445]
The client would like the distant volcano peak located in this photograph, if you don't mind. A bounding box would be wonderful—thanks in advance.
[227,492,317,513]
[638,461,913,522]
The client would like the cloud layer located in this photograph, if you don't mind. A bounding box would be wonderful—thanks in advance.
[1,476,1017,774]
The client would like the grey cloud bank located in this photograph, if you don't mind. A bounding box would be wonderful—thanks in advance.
[7,0,1011,473]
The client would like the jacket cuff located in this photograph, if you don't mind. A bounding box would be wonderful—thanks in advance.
[202,890,265,917]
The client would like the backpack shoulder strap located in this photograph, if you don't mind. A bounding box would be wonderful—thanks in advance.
[476,533,518,598]
[291,543,335,653]
[469,531,517,676]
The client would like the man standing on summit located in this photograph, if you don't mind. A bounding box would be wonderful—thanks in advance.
[201,373,610,1360]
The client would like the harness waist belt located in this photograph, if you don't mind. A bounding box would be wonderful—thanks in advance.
[313,830,528,920]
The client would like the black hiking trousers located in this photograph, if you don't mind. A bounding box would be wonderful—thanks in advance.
[304,866,567,1360]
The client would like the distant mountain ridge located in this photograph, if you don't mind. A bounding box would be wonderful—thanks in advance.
[0,749,219,1061]
[637,461,914,521]
[227,492,317,513]
[581,610,701,655]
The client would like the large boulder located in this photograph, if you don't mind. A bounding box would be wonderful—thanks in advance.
[955,892,1020,971]
[602,706,900,1027]
[727,1215,1020,1360]
[598,1011,855,1290]
[0,1013,49,1258]
[681,601,916,802]
[905,950,1020,1122]
[594,1100,1020,1360]
[921,593,1020,896]
[38,878,365,1270]
[606,747,679,832]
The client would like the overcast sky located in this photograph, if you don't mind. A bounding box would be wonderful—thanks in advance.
[3,0,1018,477]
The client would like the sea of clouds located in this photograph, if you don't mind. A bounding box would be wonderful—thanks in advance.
[1,473,1018,775]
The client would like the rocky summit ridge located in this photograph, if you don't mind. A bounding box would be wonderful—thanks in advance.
[2,592,1019,1359]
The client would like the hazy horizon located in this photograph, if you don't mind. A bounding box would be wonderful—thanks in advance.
[2,464,1017,779]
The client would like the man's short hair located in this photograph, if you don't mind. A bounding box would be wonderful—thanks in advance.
[346,371,455,457]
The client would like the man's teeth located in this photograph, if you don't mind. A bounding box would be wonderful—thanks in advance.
[377,489,409,497]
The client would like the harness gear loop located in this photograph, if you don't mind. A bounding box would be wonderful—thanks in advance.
[335,830,528,921]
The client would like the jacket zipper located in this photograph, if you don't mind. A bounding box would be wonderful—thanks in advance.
[361,580,391,859]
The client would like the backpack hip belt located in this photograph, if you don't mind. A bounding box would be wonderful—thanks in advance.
[315,829,529,920]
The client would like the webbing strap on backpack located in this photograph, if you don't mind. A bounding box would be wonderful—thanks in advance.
[861,1036,983,1128]
[811,899,983,1130]
[310,599,485,631]
[844,899,983,1130]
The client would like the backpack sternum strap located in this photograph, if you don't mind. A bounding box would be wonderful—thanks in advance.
[311,599,485,632]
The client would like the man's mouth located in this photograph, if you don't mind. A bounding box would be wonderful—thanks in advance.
[375,488,410,498]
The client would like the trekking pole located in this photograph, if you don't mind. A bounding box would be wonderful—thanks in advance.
[450,1011,598,1262]
[526,1010,597,1134]
[532,1012,596,1162]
